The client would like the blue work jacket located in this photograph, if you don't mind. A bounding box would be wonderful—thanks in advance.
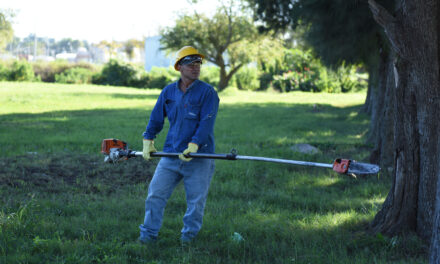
[143,79,219,153]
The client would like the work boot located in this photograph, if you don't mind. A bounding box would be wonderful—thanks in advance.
[180,235,194,245]
[138,235,157,244]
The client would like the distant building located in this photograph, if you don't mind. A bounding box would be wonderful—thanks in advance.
[76,47,91,62]
[55,52,77,62]
[144,36,173,71]
[89,45,108,64]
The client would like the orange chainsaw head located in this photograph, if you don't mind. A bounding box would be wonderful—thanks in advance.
[333,158,350,174]
[101,138,127,155]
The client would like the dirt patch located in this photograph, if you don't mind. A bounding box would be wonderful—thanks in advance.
[0,153,157,194]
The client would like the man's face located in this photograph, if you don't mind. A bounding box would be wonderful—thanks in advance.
[179,61,202,81]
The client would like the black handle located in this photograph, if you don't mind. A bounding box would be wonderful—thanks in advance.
[126,149,238,160]
[150,150,237,160]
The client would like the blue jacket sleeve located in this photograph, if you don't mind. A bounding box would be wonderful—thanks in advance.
[143,90,166,140]
[190,88,220,146]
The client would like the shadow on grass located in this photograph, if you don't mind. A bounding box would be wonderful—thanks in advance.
[107,93,160,100]
[66,92,160,101]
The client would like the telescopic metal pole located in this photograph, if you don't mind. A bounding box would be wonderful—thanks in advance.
[132,151,333,169]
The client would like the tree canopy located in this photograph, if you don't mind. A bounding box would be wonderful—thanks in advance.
[160,6,283,91]
[248,0,393,68]
[0,10,14,51]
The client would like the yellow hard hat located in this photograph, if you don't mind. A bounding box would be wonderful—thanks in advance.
[174,46,205,71]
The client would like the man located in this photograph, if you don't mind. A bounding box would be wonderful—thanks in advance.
[139,46,220,243]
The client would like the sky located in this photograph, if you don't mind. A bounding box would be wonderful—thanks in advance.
[3,0,220,43]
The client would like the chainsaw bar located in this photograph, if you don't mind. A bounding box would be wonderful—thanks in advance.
[345,161,380,175]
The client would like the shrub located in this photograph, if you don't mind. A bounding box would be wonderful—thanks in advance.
[128,71,151,88]
[337,63,360,93]
[258,72,273,91]
[147,67,180,89]
[0,62,8,81]
[92,59,138,87]
[32,60,97,82]
[8,60,35,81]
[55,67,94,84]
[315,68,341,93]
[32,60,70,82]
[199,66,220,88]
[264,48,367,93]
[272,68,319,92]
[235,66,259,91]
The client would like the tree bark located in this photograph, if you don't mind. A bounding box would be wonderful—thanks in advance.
[368,0,440,244]
[218,63,243,91]
[363,63,379,124]
[432,166,440,262]
[429,3,440,263]
[367,49,394,169]
[218,65,229,91]
[361,72,373,116]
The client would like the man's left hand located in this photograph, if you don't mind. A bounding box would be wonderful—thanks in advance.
[179,143,198,162]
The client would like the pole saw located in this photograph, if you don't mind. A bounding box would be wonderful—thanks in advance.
[101,138,380,175]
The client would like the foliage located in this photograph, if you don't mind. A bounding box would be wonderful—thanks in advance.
[0,82,427,263]
[263,48,366,93]
[92,59,142,87]
[122,39,145,61]
[90,60,177,89]
[0,62,8,81]
[147,67,180,89]
[160,2,283,91]
[52,38,86,54]
[96,40,122,60]
[199,66,220,88]
[248,0,393,69]
[234,66,259,90]
[32,60,97,82]
[8,60,35,81]
[0,10,14,51]
[32,60,71,82]
[314,66,340,93]
[258,72,273,91]
[55,67,94,84]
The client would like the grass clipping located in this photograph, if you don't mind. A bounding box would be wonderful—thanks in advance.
[0,153,156,194]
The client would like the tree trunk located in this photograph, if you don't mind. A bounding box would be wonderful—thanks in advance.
[368,0,440,244]
[432,166,440,262]
[363,64,378,119]
[429,2,440,263]
[367,49,395,169]
[218,65,229,91]
[361,67,374,116]
[218,63,243,92]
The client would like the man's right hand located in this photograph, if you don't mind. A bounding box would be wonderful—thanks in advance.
[142,140,157,161]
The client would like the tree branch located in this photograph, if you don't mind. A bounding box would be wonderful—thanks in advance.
[368,0,405,57]
[227,63,243,80]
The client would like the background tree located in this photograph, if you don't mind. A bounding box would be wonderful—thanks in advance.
[248,0,395,169]
[160,4,282,91]
[123,38,145,61]
[0,10,14,51]
[97,40,121,59]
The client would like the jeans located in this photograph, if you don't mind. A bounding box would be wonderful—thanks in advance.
[139,157,215,241]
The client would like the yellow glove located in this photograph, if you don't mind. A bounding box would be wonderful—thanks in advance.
[142,139,157,161]
[179,143,198,162]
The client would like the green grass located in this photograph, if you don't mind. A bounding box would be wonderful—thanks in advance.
[0,82,427,263]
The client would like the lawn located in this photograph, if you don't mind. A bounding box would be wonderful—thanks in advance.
[0,82,427,263]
